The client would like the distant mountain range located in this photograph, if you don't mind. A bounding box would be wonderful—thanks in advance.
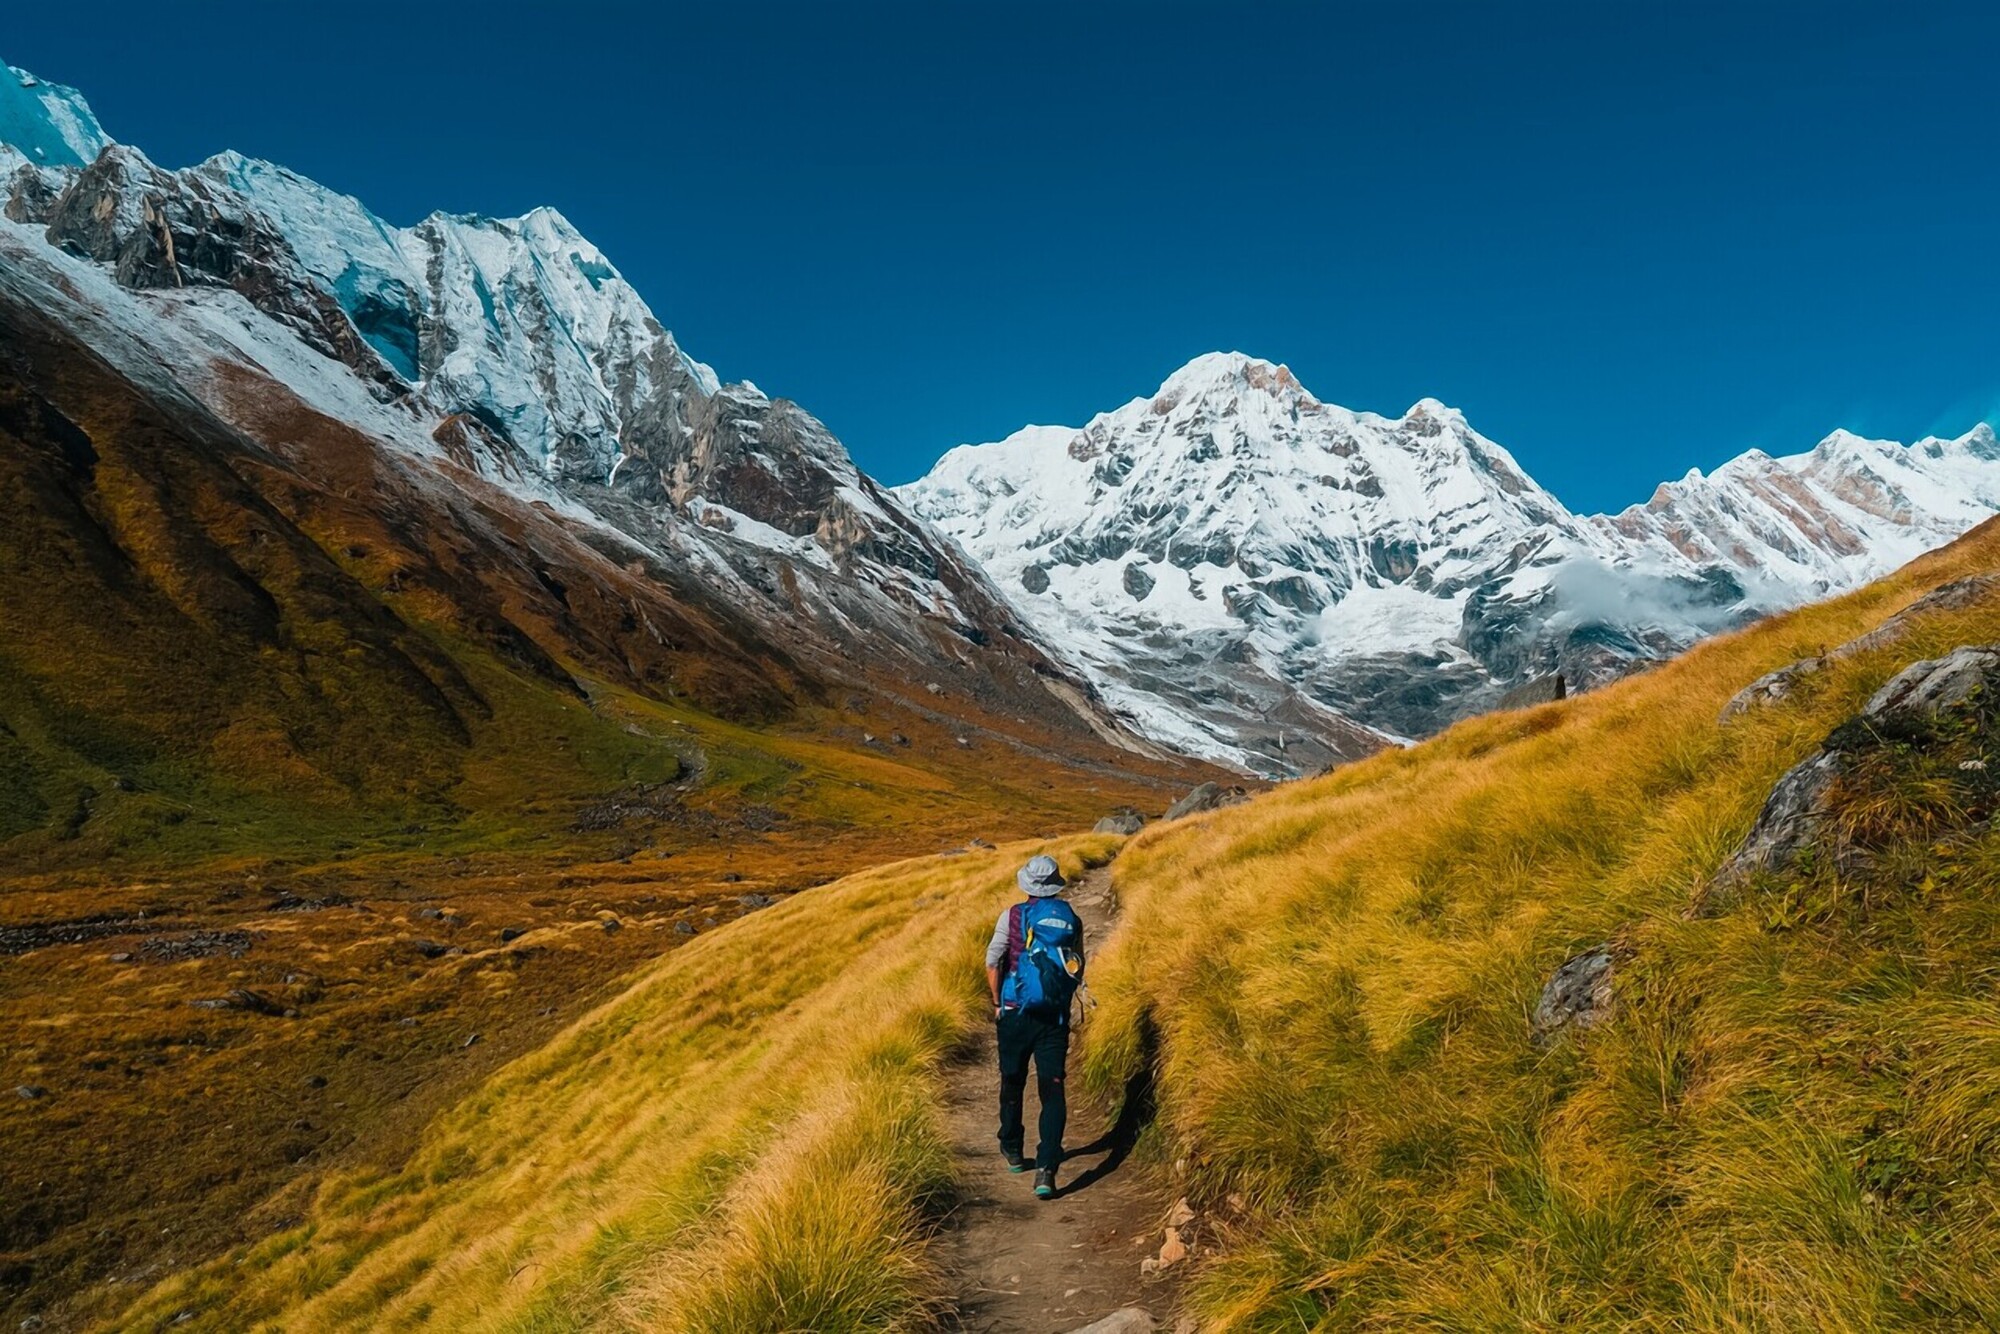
[901,354,2000,772]
[4,57,1996,783]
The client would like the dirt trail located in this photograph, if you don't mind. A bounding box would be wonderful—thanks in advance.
[938,868,1180,1333]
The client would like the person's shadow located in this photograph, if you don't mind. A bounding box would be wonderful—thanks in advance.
[1055,1023,1158,1197]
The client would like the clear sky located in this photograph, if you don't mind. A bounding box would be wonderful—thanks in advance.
[7,1,1997,511]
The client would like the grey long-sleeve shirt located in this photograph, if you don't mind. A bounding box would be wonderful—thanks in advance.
[985,898,1086,971]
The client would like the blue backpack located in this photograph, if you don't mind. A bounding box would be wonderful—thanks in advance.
[1002,898,1084,1020]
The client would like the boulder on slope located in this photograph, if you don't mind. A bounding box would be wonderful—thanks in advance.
[1697,644,2000,914]
[1530,944,1621,1048]
[1162,782,1247,821]
[1094,807,1146,835]
[1720,575,2000,723]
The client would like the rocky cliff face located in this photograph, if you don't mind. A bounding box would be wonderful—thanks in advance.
[901,354,2000,773]
[0,57,1168,772]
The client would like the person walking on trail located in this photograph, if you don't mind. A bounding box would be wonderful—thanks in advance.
[985,854,1086,1200]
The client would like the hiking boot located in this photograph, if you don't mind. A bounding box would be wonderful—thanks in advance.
[1033,1167,1057,1199]
[1003,1148,1027,1173]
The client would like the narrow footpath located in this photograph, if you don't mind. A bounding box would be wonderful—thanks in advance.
[937,868,1185,1334]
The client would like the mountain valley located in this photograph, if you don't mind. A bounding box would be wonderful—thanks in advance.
[2,48,1999,1334]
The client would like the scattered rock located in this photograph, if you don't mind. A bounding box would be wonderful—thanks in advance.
[1719,656,1823,723]
[1721,577,2000,723]
[415,906,444,920]
[720,872,742,883]
[498,927,525,943]
[303,1074,327,1089]
[268,890,352,913]
[1065,1310,1155,1334]
[926,682,944,695]
[137,931,254,963]
[1699,643,2000,912]
[1094,807,1146,835]
[1531,945,1620,1047]
[1865,644,2000,717]
[966,837,994,850]
[738,893,776,910]
[672,921,697,937]
[15,1085,47,1101]
[409,938,451,959]
[600,917,623,933]
[461,1033,481,1049]
[890,732,910,746]
[1497,673,1566,711]
[1163,782,1248,821]
[107,952,133,964]
[189,988,287,1017]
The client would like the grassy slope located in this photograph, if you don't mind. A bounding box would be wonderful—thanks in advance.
[1078,519,2000,1330]
[111,835,1122,1333]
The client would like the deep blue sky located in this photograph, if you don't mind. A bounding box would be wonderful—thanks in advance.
[8,2,1997,510]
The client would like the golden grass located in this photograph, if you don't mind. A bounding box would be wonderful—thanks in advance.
[1079,520,2000,1330]
[97,519,2000,1332]
[111,833,1122,1332]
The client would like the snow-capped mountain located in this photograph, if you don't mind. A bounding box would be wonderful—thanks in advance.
[6,55,1993,783]
[0,58,1174,770]
[901,353,2000,773]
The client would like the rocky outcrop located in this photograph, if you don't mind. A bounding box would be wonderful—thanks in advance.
[1094,807,1146,835]
[1719,657,1825,722]
[1863,643,2000,716]
[1531,944,1621,1048]
[1720,575,1999,723]
[1163,782,1248,821]
[1697,644,2000,914]
[1497,673,1566,711]
[26,147,407,397]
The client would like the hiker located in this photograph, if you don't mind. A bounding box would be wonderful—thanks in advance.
[985,854,1086,1199]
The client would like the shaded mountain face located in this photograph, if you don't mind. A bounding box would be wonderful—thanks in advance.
[901,353,2000,774]
[0,60,1190,861]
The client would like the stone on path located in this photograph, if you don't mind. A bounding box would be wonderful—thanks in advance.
[1065,1309,1155,1334]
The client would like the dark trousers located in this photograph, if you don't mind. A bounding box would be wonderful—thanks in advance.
[996,1008,1068,1170]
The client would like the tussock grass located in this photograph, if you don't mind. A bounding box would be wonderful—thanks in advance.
[1082,520,2000,1330]
[114,834,1122,1332]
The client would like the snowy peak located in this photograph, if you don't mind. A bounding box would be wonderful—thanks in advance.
[0,63,109,170]
[904,354,2000,774]
[899,353,1595,769]
[1596,423,2000,599]
[0,54,1154,771]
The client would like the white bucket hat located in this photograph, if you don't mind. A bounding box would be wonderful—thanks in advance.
[1016,854,1067,897]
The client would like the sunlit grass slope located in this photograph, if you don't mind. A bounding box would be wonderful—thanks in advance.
[115,834,1121,1333]
[1083,520,2000,1331]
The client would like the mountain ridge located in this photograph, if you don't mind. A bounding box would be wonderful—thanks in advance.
[900,351,2000,772]
[0,57,1190,807]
